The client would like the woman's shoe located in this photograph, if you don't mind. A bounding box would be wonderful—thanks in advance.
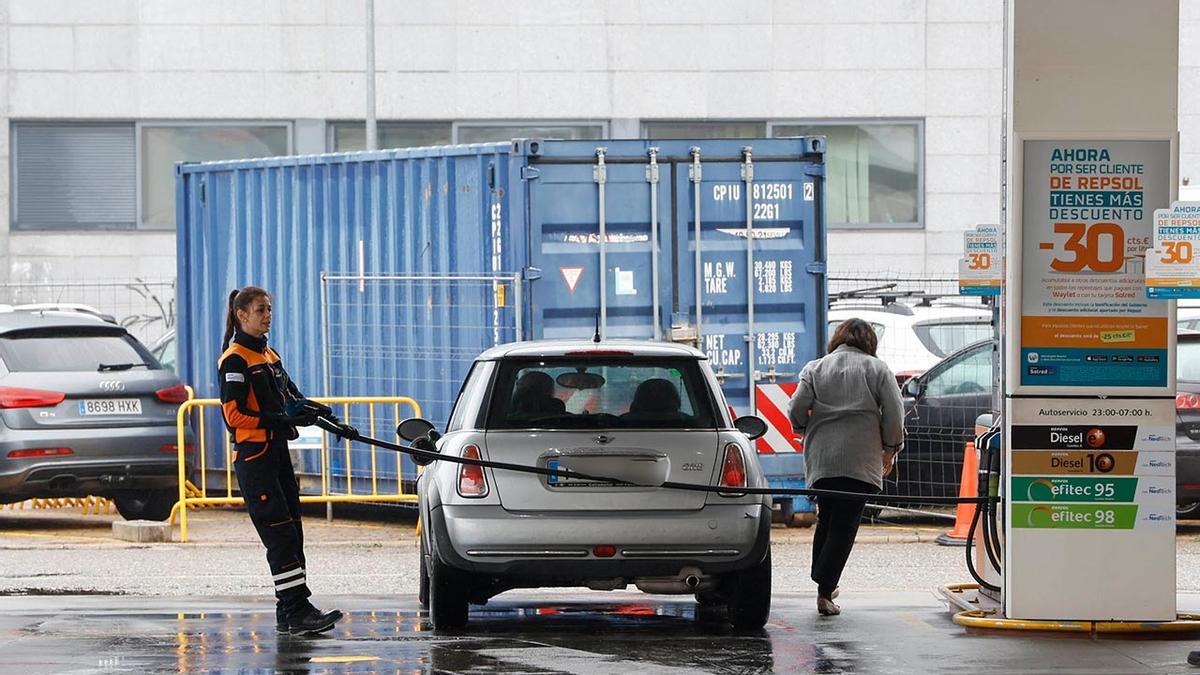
[831,587,840,599]
[817,597,841,616]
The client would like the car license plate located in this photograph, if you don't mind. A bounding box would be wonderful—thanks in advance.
[545,458,607,489]
[79,399,143,416]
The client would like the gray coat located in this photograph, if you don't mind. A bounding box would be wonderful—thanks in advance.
[787,344,905,490]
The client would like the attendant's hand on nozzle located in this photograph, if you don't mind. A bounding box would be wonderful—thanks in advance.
[284,398,330,427]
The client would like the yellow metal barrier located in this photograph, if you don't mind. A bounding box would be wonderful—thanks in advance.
[173,396,421,542]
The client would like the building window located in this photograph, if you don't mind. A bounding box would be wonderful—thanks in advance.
[455,123,604,144]
[141,124,290,228]
[12,123,137,230]
[642,121,767,139]
[773,121,922,228]
[328,122,452,152]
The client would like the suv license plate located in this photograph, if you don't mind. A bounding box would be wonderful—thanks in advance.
[79,399,142,416]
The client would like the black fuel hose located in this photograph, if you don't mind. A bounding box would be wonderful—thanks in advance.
[965,503,1002,592]
[319,418,1002,507]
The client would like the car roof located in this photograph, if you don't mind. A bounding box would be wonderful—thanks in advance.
[477,339,707,360]
[0,309,123,335]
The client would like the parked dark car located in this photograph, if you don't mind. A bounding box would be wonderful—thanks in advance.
[0,308,192,520]
[1174,332,1200,517]
[896,336,1200,519]
[893,338,994,500]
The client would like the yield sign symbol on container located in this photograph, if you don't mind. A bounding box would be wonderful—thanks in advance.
[561,266,584,294]
[755,383,804,454]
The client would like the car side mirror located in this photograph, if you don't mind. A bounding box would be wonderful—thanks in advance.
[397,418,435,441]
[902,378,925,398]
[734,415,768,440]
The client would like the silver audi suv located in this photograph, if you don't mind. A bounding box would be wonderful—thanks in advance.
[409,340,773,629]
[0,307,191,520]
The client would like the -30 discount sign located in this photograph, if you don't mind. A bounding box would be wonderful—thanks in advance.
[1146,203,1200,299]
[1045,222,1127,273]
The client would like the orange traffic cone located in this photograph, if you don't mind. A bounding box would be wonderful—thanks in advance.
[935,442,978,546]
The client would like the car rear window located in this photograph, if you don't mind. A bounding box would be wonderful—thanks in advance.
[487,357,717,430]
[0,327,159,372]
[913,321,993,358]
[1180,340,1200,382]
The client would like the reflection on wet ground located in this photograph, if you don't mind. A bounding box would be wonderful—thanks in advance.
[4,596,838,674]
[2,592,1197,674]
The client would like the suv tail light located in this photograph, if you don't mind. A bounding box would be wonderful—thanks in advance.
[8,448,73,459]
[718,442,747,495]
[1178,393,1200,410]
[458,444,488,497]
[155,384,190,404]
[160,443,195,454]
[0,387,66,409]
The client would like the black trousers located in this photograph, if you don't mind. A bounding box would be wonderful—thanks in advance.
[233,437,312,616]
[810,476,880,599]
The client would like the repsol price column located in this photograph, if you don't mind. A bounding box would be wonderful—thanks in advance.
[1005,399,1176,620]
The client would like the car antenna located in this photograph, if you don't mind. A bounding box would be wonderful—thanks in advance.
[593,311,601,343]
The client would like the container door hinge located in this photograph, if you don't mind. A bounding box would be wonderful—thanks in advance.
[806,262,827,275]
[523,267,543,281]
[521,166,541,181]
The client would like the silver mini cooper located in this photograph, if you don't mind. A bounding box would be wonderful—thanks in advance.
[406,339,773,629]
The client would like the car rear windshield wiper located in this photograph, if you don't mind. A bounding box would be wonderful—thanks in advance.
[97,362,148,371]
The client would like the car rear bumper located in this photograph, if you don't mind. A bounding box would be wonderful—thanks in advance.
[0,424,191,501]
[1176,441,1200,505]
[428,501,772,580]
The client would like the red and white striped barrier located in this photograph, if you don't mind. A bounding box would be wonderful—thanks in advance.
[754,383,803,454]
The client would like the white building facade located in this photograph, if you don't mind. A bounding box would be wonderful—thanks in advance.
[0,0,1192,287]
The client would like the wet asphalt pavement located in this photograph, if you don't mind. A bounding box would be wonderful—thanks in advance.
[3,592,1200,674]
[4,509,1200,673]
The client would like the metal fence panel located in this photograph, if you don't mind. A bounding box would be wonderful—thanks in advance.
[828,272,999,510]
[320,273,522,493]
[0,278,175,346]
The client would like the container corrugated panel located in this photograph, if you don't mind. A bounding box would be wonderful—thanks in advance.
[176,144,520,491]
[176,138,826,496]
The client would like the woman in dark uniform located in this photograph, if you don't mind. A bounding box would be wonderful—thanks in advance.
[217,286,342,635]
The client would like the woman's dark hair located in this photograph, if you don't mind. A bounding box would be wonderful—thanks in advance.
[827,317,878,357]
[222,286,270,350]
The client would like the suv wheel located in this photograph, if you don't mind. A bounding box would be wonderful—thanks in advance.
[113,488,177,521]
[724,546,771,629]
[428,553,469,629]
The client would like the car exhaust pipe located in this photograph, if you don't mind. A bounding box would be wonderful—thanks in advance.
[48,476,77,490]
[685,575,700,589]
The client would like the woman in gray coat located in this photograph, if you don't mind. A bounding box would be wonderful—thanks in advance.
[788,317,905,616]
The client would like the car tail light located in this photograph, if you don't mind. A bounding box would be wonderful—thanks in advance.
[160,443,195,454]
[0,387,66,409]
[155,384,190,404]
[593,545,616,558]
[1178,393,1200,410]
[458,444,488,497]
[718,442,747,494]
[8,448,73,459]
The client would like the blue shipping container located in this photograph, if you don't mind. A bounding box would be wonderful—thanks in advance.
[176,138,826,499]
